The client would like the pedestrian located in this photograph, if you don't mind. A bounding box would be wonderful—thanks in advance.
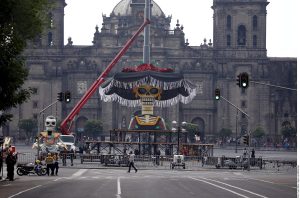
[70,149,74,166]
[250,148,255,166]
[45,153,54,176]
[155,149,160,166]
[0,151,3,180]
[127,151,137,173]
[53,153,59,176]
[202,153,208,167]
[243,148,247,159]
[5,152,17,181]
[251,149,255,158]
[61,148,67,166]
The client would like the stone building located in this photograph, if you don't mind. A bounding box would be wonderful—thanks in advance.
[4,0,296,143]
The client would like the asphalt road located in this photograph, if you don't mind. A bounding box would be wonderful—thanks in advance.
[0,168,297,198]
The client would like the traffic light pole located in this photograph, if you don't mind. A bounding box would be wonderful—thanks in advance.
[220,96,250,118]
[220,96,252,171]
[250,81,296,91]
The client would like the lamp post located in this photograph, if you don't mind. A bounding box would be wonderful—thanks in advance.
[235,109,238,153]
[172,121,187,155]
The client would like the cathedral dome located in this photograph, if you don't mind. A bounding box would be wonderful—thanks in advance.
[112,0,164,17]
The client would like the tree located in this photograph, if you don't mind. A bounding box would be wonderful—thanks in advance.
[252,126,265,139]
[252,126,265,146]
[218,128,232,140]
[18,118,37,139]
[281,126,296,139]
[84,120,103,138]
[183,123,199,142]
[0,0,51,127]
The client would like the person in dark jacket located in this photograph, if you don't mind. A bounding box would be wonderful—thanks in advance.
[0,153,3,180]
[6,152,17,181]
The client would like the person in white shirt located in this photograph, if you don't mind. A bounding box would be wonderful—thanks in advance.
[128,151,137,173]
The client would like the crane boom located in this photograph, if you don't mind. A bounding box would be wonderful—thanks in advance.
[60,19,151,134]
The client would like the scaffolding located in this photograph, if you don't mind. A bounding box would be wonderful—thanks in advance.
[84,129,214,156]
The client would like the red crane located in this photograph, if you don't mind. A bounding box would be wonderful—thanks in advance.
[60,19,150,135]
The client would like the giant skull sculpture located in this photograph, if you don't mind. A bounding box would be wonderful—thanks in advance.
[45,115,56,132]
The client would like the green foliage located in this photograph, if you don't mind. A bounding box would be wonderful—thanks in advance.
[0,0,52,126]
[84,120,103,138]
[18,118,37,138]
[218,128,232,138]
[281,126,296,138]
[183,123,199,142]
[252,126,265,139]
[183,123,199,133]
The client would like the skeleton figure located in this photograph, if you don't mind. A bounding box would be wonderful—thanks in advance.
[32,115,64,153]
[128,85,166,130]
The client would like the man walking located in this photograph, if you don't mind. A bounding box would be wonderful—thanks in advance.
[128,151,137,173]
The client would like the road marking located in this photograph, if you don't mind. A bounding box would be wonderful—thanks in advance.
[53,178,63,182]
[247,178,274,184]
[202,177,269,198]
[116,177,121,198]
[2,184,12,186]
[190,177,250,198]
[8,185,42,198]
[71,169,88,178]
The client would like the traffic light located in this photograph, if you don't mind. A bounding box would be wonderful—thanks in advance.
[236,74,242,87]
[240,72,249,88]
[242,135,249,146]
[215,88,220,100]
[236,73,249,88]
[57,92,64,101]
[64,91,71,103]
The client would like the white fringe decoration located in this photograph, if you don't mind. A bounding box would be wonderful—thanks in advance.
[99,77,197,107]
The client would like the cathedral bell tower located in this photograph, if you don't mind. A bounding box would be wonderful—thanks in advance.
[212,0,269,54]
[42,0,66,48]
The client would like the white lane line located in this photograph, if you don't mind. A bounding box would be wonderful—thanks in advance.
[8,185,42,198]
[190,177,250,198]
[71,169,88,178]
[116,177,121,198]
[202,177,269,198]
[247,178,274,184]
[53,178,63,182]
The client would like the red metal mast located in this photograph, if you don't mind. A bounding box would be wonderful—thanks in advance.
[60,19,150,134]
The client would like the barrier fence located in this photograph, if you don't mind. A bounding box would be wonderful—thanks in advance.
[14,153,296,172]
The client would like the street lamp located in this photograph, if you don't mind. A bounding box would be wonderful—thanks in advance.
[172,121,187,155]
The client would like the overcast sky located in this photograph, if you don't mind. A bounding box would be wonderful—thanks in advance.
[64,0,298,58]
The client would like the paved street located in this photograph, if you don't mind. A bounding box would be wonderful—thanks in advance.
[1,145,297,198]
[0,168,297,198]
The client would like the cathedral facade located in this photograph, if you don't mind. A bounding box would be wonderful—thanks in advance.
[5,0,297,142]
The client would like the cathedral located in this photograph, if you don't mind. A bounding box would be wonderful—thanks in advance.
[5,0,297,143]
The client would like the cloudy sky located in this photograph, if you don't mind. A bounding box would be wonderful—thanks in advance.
[64,0,298,58]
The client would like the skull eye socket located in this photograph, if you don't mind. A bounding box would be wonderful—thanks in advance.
[150,88,158,95]
[138,88,147,95]
[46,122,50,125]
[51,122,55,125]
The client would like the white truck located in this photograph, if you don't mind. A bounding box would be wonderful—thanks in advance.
[58,135,77,155]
